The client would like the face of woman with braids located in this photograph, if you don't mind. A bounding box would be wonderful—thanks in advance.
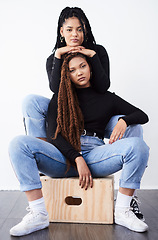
[60,17,84,47]
[69,56,91,88]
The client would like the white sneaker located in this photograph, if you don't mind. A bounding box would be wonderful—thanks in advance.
[115,207,148,232]
[10,207,49,236]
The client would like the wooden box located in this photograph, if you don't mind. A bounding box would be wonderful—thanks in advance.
[41,176,114,224]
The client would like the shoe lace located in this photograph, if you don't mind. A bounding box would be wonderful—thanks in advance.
[22,207,39,223]
[26,206,33,214]
[125,207,137,218]
[22,207,32,219]
[131,196,141,214]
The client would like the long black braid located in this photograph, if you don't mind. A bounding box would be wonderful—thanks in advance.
[53,7,97,52]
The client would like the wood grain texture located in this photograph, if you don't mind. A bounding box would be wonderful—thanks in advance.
[41,176,114,224]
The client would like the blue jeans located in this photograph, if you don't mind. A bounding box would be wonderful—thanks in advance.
[9,135,149,192]
[9,95,149,192]
[22,94,143,139]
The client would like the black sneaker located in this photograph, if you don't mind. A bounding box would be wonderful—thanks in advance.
[130,196,145,221]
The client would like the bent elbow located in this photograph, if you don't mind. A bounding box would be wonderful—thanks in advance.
[145,114,149,123]
[101,80,111,93]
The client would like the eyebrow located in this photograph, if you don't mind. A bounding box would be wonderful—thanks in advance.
[69,61,86,70]
[66,25,82,29]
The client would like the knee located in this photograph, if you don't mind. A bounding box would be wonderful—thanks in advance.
[124,124,143,138]
[133,125,143,138]
[129,138,149,165]
[9,135,27,158]
[22,94,39,116]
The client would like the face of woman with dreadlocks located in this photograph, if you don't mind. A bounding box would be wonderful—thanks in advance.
[69,56,91,88]
[60,17,84,47]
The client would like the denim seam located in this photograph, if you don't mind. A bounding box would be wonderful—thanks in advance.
[87,154,125,165]
[34,151,67,165]
[25,116,45,121]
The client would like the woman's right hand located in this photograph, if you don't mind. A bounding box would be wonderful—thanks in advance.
[75,156,93,190]
[55,46,85,59]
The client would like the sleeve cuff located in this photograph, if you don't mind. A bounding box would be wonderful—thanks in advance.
[118,116,130,126]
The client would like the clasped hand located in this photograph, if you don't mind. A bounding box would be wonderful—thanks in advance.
[55,46,96,59]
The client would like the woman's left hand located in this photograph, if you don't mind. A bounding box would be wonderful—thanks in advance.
[68,48,96,58]
[109,119,127,144]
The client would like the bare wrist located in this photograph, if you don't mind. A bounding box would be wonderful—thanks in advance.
[55,49,61,59]
[90,50,96,58]
[75,156,83,163]
[119,118,127,126]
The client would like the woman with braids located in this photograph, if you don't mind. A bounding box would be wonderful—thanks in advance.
[23,6,110,139]
[23,7,145,220]
[9,52,149,235]
[23,6,143,141]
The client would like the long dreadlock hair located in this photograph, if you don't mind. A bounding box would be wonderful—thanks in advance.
[53,53,91,154]
[53,7,96,52]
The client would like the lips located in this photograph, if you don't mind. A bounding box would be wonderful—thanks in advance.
[78,77,85,82]
[71,39,79,42]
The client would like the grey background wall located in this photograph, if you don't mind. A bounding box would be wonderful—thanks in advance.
[0,0,157,189]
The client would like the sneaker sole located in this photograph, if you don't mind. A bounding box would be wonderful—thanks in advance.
[10,222,49,236]
[115,219,148,232]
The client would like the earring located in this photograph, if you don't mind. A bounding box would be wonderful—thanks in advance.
[60,36,65,43]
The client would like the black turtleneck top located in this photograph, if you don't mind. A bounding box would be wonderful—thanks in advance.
[46,44,148,165]
[47,87,149,165]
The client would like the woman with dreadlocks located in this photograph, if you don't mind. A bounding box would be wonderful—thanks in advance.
[9,52,149,235]
[23,6,143,142]
[23,7,145,221]
[23,6,110,138]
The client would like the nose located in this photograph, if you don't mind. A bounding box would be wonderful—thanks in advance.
[77,69,82,76]
[72,29,77,36]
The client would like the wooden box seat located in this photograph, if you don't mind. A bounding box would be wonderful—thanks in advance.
[41,176,114,224]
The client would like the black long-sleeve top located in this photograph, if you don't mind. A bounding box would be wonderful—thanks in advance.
[46,44,110,94]
[47,87,149,165]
